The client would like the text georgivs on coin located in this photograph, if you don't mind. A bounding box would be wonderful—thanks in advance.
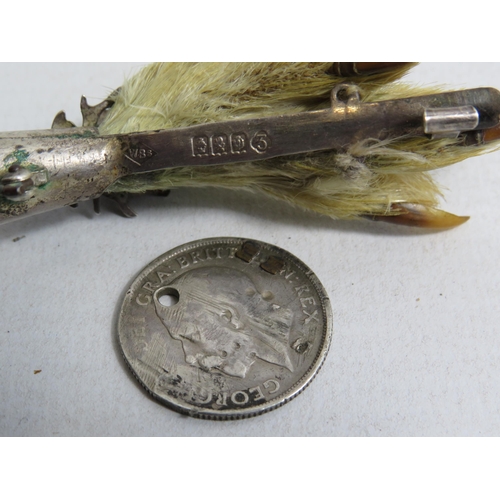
[118,238,333,419]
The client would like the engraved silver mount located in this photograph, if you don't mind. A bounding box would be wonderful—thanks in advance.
[1,85,500,223]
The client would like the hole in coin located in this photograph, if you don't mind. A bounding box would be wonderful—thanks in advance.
[157,287,180,307]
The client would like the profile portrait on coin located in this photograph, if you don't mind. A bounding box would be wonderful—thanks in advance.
[153,267,295,378]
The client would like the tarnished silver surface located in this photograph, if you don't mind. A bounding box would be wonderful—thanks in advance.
[117,237,333,419]
[2,86,500,223]
[0,128,125,221]
[424,105,479,139]
[122,87,500,172]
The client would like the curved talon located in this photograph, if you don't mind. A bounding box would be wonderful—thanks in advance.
[367,203,469,229]
[103,193,137,218]
[51,111,76,129]
[89,194,136,217]
[93,198,101,214]
[88,190,171,219]
[80,88,121,127]
[80,95,115,128]
[51,88,121,130]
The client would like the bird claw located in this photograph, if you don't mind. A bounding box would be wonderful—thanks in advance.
[97,193,137,218]
[368,203,469,229]
[51,87,121,129]
[80,92,117,128]
[51,111,76,129]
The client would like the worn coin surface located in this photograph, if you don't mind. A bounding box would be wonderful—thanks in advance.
[118,237,333,419]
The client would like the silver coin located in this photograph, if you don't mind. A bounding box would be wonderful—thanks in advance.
[117,237,333,419]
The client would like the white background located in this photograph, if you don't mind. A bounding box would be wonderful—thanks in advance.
[0,63,499,437]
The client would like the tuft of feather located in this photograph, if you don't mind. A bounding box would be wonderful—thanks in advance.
[99,63,500,228]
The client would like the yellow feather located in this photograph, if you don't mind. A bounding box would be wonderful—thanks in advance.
[99,63,500,227]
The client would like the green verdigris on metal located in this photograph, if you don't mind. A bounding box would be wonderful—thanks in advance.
[4,148,30,165]
[0,127,125,221]
[54,129,98,140]
[2,84,500,225]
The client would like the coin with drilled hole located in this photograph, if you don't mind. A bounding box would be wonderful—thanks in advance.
[117,237,333,419]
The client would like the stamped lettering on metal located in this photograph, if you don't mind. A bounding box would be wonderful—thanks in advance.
[117,237,332,420]
[250,131,271,153]
[126,142,157,165]
[192,131,271,158]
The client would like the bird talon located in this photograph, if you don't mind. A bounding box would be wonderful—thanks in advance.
[80,94,117,128]
[51,111,76,129]
[103,193,137,218]
[367,203,469,229]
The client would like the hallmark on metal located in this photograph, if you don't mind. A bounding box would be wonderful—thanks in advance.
[191,130,271,158]
[126,142,157,164]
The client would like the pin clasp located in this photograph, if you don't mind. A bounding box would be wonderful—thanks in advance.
[423,106,480,139]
